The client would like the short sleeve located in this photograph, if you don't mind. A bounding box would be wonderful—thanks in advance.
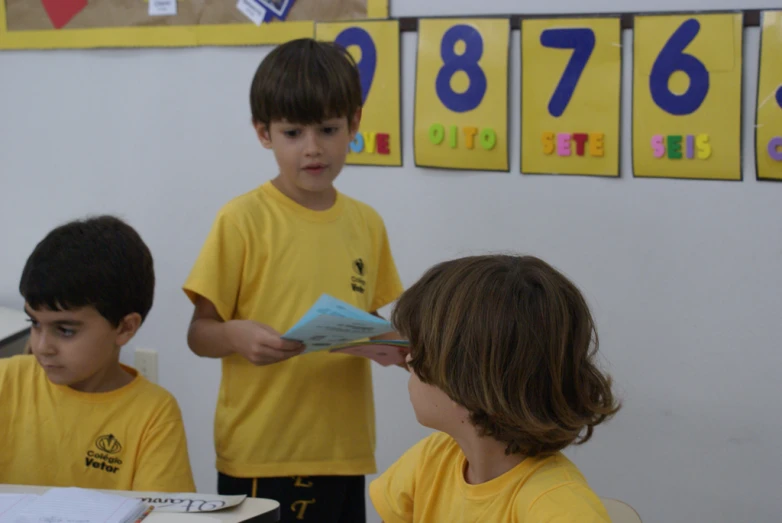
[526,483,611,523]
[132,399,196,493]
[182,211,246,321]
[369,437,431,523]
[370,218,403,312]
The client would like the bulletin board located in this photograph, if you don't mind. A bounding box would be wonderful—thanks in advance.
[0,0,389,49]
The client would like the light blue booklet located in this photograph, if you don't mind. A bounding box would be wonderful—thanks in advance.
[281,294,407,366]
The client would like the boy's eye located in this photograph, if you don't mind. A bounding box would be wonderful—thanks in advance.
[322,127,338,135]
[283,129,300,138]
[58,327,75,338]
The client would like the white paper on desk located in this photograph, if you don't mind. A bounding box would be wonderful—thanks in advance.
[134,493,246,513]
[283,314,394,353]
[0,494,37,520]
[1,488,147,523]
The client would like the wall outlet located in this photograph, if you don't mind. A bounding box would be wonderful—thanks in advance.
[134,348,158,384]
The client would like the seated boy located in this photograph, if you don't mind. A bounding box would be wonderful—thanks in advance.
[0,215,195,493]
[371,255,620,522]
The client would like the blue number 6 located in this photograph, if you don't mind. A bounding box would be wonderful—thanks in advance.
[435,24,487,113]
[540,28,596,117]
[335,27,377,104]
[649,18,709,116]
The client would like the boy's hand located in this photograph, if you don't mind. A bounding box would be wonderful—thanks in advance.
[226,320,304,366]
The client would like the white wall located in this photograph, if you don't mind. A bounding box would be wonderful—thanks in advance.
[2,21,781,523]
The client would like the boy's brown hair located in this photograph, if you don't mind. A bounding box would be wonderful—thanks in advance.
[392,254,620,457]
[250,38,362,128]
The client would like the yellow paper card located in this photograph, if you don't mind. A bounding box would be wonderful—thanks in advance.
[317,20,401,166]
[632,13,743,180]
[521,17,621,176]
[756,11,782,181]
[414,18,510,171]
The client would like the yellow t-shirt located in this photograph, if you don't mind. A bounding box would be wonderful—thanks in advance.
[0,355,195,492]
[183,181,404,478]
[370,432,611,522]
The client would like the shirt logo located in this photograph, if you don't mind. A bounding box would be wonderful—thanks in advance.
[86,434,124,475]
[351,258,366,294]
[95,434,122,454]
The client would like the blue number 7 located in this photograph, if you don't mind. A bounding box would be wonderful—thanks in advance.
[540,28,596,117]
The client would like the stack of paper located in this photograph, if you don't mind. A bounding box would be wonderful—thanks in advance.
[282,294,409,366]
[0,489,151,523]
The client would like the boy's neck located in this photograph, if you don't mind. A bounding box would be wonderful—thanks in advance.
[451,430,527,485]
[271,176,337,211]
[69,362,135,393]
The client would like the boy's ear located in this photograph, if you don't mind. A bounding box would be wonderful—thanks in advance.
[114,313,142,347]
[254,121,273,149]
[349,109,362,139]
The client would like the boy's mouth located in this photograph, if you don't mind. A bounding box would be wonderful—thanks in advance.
[303,163,326,175]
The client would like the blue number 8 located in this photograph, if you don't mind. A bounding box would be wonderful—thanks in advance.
[435,24,487,113]
[335,27,377,103]
[649,18,709,116]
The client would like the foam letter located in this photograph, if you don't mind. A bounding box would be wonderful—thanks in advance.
[651,135,665,158]
[589,132,604,157]
[429,124,445,145]
[449,125,458,148]
[556,133,571,157]
[479,128,497,150]
[349,133,365,153]
[696,134,712,159]
[767,137,782,161]
[685,134,695,159]
[667,135,682,159]
[572,133,588,156]
[463,127,478,149]
[376,133,390,155]
[542,132,555,155]
[364,132,377,154]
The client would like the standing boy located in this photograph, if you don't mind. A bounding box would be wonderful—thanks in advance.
[184,39,404,522]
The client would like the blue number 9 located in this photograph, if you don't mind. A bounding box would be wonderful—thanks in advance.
[649,18,709,116]
[335,27,377,104]
[540,28,596,117]
[435,24,487,113]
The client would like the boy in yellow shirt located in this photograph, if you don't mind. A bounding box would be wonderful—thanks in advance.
[0,215,195,493]
[183,38,404,522]
[371,255,621,522]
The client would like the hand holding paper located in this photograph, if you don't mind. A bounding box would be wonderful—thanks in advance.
[226,319,304,366]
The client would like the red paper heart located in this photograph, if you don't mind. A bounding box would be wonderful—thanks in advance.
[40,0,87,29]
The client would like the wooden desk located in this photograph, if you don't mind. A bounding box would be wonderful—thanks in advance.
[0,485,280,523]
[0,306,29,346]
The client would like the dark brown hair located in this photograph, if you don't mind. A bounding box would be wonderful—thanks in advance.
[249,38,362,127]
[392,255,620,457]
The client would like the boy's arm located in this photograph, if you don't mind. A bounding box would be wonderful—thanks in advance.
[187,296,303,365]
[132,405,196,493]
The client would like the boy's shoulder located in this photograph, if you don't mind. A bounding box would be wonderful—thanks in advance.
[125,369,183,418]
[0,353,39,378]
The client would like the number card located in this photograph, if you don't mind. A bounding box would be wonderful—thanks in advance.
[316,20,402,167]
[521,17,621,176]
[756,11,782,181]
[633,13,743,180]
[414,18,510,171]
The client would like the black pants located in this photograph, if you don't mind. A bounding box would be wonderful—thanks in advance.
[218,472,366,523]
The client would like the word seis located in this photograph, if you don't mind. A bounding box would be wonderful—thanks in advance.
[428,124,497,150]
[542,132,604,157]
[651,134,711,159]
[766,137,782,162]
[349,132,391,155]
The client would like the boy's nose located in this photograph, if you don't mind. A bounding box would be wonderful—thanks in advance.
[303,132,323,156]
[33,332,56,356]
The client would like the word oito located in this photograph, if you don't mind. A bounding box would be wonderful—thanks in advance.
[767,137,782,162]
[428,124,497,150]
[651,134,711,159]
[542,132,604,157]
[349,132,391,155]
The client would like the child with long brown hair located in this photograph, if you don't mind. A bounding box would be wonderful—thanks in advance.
[371,254,620,521]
